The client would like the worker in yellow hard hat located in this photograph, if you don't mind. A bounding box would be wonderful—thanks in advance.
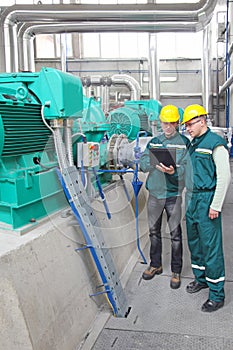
[181,104,208,124]
[140,104,190,289]
[159,104,181,123]
[181,104,231,312]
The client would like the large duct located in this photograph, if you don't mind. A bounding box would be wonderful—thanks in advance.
[111,74,142,101]
[18,21,208,72]
[0,0,218,72]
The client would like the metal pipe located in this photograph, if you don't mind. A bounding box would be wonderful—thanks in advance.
[228,41,233,57]
[0,0,218,72]
[78,90,203,104]
[53,128,69,170]
[225,0,230,128]
[2,2,218,23]
[63,119,74,166]
[148,33,160,100]
[19,21,203,72]
[228,0,233,131]
[81,74,141,101]
[3,17,18,72]
[60,33,67,72]
[219,73,233,96]
[111,74,141,100]
[202,26,212,114]
[161,92,203,98]
[102,85,110,114]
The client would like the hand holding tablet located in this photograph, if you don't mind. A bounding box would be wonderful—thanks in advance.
[149,148,176,168]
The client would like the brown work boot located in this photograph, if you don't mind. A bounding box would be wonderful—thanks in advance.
[142,266,163,280]
[170,272,181,289]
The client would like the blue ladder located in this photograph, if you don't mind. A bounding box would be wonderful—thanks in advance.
[57,166,129,317]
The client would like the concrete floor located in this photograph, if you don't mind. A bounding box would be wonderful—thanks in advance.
[90,161,233,350]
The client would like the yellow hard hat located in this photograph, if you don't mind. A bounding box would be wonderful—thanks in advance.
[182,104,207,124]
[159,105,180,123]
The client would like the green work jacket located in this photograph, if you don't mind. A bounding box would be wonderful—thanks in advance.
[185,128,228,193]
[140,131,190,199]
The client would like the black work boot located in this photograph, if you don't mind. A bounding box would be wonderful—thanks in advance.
[201,299,224,312]
[186,280,208,294]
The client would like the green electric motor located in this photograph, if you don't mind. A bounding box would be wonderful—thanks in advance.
[0,67,83,230]
[108,99,162,140]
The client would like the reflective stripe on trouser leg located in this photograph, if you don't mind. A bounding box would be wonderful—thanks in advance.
[198,211,225,302]
[185,191,225,301]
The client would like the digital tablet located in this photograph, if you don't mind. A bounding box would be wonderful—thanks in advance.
[149,148,176,168]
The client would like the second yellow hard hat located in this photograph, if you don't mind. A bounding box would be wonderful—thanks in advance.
[159,105,180,123]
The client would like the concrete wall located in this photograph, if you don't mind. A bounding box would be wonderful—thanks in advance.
[0,174,149,350]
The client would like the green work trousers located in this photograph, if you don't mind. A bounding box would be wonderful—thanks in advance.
[185,191,225,302]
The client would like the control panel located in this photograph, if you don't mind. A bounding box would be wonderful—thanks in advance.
[77,142,100,168]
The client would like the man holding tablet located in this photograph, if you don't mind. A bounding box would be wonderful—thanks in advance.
[140,105,190,289]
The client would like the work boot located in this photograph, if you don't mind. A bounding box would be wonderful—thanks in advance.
[142,266,163,280]
[186,280,208,294]
[201,299,224,312]
[170,272,181,289]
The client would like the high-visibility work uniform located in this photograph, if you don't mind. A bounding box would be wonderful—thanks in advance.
[140,131,189,273]
[185,128,230,302]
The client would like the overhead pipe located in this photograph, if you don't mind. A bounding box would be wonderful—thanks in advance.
[81,76,110,112]
[19,21,204,72]
[0,0,218,72]
[81,74,141,105]
[111,74,141,101]
[1,1,218,23]
[81,75,112,87]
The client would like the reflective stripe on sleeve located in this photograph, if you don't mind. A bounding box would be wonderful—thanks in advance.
[195,148,213,155]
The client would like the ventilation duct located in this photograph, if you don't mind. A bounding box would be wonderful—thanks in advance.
[18,21,206,72]
[0,0,218,72]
